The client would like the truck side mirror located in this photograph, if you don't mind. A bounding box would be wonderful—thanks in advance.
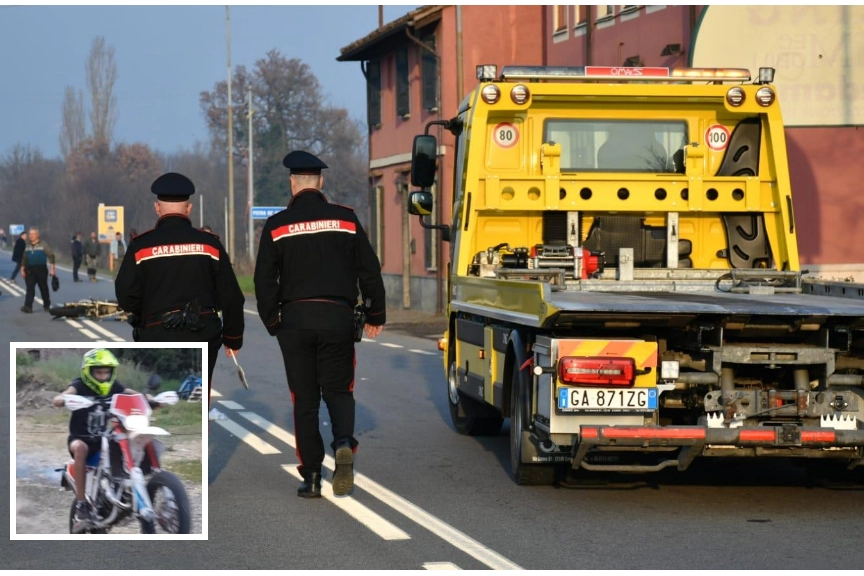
[411,135,437,188]
[408,191,433,216]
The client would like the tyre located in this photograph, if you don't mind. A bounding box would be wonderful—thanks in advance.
[68,500,106,534]
[50,306,87,318]
[509,364,556,485]
[139,471,192,534]
[446,344,503,436]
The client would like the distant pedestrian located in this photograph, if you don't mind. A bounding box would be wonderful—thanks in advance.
[109,231,126,276]
[84,231,100,282]
[0,230,7,250]
[10,231,26,281]
[71,232,84,282]
[20,227,56,313]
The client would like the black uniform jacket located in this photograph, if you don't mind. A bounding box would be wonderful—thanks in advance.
[254,189,386,335]
[115,214,245,349]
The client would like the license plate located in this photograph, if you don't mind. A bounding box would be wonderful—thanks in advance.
[557,387,657,412]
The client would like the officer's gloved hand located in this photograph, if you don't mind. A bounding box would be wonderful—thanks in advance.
[266,321,280,336]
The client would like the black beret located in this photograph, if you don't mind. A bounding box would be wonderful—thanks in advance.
[151,172,195,201]
[282,150,328,174]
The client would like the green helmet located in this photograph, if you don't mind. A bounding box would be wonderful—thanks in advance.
[81,348,119,396]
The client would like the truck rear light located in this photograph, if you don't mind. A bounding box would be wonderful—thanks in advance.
[481,84,501,104]
[756,87,775,106]
[511,84,530,104]
[558,356,635,386]
[726,87,745,106]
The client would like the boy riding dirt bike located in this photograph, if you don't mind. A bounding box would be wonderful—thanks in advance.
[52,348,156,532]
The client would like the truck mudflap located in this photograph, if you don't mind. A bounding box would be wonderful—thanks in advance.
[573,425,864,472]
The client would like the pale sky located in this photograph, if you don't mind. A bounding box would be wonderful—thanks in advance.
[0,4,419,159]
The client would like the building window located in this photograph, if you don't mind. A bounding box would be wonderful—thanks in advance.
[574,5,583,26]
[366,60,381,128]
[553,5,568,32]
[369,184,384,264]
[424,181,437,271]
[396,47,410,118]
[621,5,638,12]
[421,35,438,112]
[596,5,614,19]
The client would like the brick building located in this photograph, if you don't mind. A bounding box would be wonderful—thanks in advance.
[339,5,864,313]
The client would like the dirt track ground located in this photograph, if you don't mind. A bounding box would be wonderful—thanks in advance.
[14,383,203,536]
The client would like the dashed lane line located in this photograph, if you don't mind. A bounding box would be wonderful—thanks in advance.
[81,319,126,342]
[217,400,246,410]
[409,349,436,355]
[423,563,462,570]
[62,318,100,339]
[281,465,411,541]
[380,343,403,349]
[213,418,281,455]
[224,408,523,570]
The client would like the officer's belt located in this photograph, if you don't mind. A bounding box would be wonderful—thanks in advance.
[144,307,217,327]
[281,297,353,309]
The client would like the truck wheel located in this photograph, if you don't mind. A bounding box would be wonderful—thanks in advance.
[509,365,556,485]
[447,345,503,436]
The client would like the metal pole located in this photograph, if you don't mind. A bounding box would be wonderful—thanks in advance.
[224,196,228,245]
[247,88,254,259]
[226,6,235,259]
[199,193,203,227]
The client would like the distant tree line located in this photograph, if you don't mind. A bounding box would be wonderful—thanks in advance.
[0,38,368,270]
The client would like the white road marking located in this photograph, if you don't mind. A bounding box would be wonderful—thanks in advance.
[410,349,437,355]
[423,563,462,570]
[218,400,245,410]
[211,389,222,398]
[3,282,25,296]
[281,465,411,541]
[380,343,403,349]
[81,319,126,341]
[235,411,522,570]
[351,472,523,570]
[214,418,280,455]
[62,319,103,341]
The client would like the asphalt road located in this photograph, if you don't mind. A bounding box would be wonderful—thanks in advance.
[2,251,864,569]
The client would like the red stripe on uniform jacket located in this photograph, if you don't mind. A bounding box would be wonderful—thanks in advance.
[271,219,356,241]
[135,243,221,264]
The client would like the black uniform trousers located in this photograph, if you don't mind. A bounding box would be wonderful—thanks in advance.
[72,256,82,281]
[24,266,50,309]
[277,325,356,477]
[138,315,222,391]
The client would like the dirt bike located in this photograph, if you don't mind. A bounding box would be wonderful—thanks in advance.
[49,298,128,321]
[57,391,192,534]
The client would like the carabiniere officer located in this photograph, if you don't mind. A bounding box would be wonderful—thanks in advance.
[115,172,245,407]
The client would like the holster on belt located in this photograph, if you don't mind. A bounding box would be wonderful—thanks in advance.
[353,304,367,343]
[152,300,207,331]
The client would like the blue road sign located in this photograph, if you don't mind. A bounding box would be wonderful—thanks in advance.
[252,206,284,220]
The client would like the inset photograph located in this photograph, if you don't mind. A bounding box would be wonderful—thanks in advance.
[11,343,206,539]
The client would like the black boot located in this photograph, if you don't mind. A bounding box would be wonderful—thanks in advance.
[297,471,322,498]
[332,439,354,496]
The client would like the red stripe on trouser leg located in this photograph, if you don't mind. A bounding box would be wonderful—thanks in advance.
[290,389,304,470]
[351,350,357,453]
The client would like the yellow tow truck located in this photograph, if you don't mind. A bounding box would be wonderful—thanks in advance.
[407,64,864,485]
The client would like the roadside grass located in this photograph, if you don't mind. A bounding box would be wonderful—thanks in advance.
[169,459,203,485]
[149,401,203,435]
[236,273,254,296]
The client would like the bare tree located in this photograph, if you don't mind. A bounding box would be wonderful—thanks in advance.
[86,36,118,147]
[59,86,86,159]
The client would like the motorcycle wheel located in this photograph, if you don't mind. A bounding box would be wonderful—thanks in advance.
[68,500,106,534]
[50,306,87,319]
[139,471,191,534]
